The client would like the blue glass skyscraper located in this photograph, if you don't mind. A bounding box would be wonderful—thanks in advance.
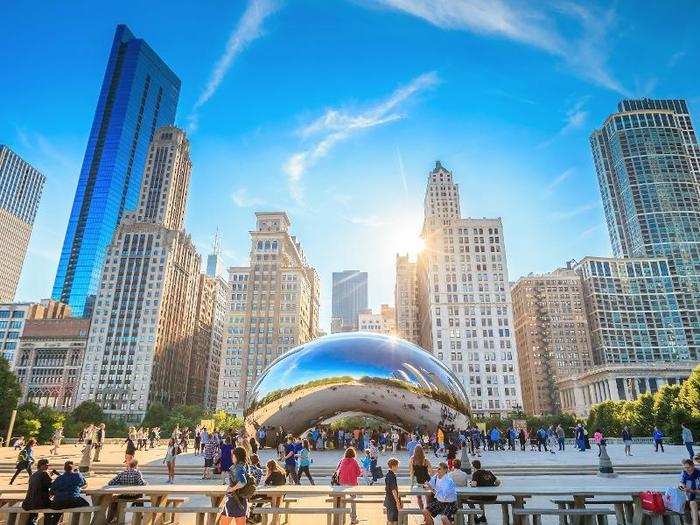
[52,25,180,316]
[591,99,700,360]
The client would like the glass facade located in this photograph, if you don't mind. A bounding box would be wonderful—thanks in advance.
[591,99,700,359]
[331,270,368,329]
[52,24,180,316]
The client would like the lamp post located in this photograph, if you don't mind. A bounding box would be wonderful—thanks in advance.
[4,409,17,447]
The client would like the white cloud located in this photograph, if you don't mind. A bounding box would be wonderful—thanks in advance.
[283,71,439,203]
[543,167,575,196]
[231,188,264,208]
[370,0,628,94]
[538,97,589,148]
[188,0,279,131]
[551,201,599,220]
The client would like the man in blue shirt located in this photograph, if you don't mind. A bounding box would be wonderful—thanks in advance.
[284,436,299,484]
[50,461,89,516]
[680,458,700,524]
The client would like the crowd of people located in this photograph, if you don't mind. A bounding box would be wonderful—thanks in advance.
[4,420,699,525]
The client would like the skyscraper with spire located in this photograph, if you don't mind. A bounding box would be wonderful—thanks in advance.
[52,24,180,316]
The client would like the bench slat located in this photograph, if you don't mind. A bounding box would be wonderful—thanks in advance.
[131,508,220,514]
[514,509,615,516]
[251,508,350,514]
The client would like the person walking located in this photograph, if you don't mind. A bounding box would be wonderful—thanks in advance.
[93,423,106,462]
[219,437,234,484]
[10,438,36,484]
[125,433,137,465]
[202,438,217,480]
[283,435,299,485]
[621,426,633,456]
[547,427,558,455]
[297,439,315,485]
[164,438,178,483]
[653,427,665,452]
[683,423,696,460]
[593,429,604,456]
[51,428,64,456]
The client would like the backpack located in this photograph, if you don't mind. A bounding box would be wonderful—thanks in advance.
[17,448,28,463]
[640,492,665,514]
[476,469,498,487]
[234,468,257,499]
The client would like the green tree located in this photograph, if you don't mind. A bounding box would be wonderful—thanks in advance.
[653,383,681,435]
[587,401,623,436]
[65,401,105,437]
[670,365,700,441]
[13,404,65,443]
[0,356,21,437]
[141,402,168,429]
[212,411,243,433]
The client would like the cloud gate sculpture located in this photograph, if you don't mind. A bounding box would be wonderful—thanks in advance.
[245,332,470,435]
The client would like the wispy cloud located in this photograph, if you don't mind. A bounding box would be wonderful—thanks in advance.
[668,50,686,68]
[369,0,628,94]
[343,214,386,227]
[538,97,589,148]
[188,0,279,131]
[231,188,264,208]
[580,223,604,238]
[551,201,599,220]
[283,71,439,203]
[489,89,536,106]
[543,167,575,196]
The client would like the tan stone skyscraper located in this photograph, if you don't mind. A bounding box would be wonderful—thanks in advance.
[511,266,593,414]
[76,126,201,420]
[217,212,319,412]
[0,146,45,302]
[395,254,420,345]
[416,161,522,416]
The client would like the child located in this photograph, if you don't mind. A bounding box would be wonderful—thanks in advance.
[360,449,373,485]
[384,458,401,525]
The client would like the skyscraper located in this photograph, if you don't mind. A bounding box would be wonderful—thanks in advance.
[52,25,180,316]
[217,212,320,413]
[331,270,368,332]
[75,126,201,420]
[511,266,593,415]
[416,161,522,416]
[0,145,45,302]
[591,99,700,359]
[395,254,420,345]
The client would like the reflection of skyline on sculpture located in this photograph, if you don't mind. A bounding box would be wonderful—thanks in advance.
[245,332,470,434]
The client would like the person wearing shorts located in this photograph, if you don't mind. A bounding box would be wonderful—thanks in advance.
[423,462,458,525]
[384,458,401,525]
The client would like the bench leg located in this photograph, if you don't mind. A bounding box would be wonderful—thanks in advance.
[532,515,542,525]
[613,504,626,525]
[556,502,569,525]
[501,503,511,525]
[596,515,609,525]
[132,513,143,525]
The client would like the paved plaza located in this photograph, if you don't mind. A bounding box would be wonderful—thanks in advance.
[0,442,690,524]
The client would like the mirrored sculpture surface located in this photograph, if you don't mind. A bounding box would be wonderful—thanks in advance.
[245,332,470,435]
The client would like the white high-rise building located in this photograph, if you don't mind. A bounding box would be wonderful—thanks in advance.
[417,161,522,416]
[76,126,201,421]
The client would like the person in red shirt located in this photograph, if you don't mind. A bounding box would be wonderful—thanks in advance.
[336,447,362,524]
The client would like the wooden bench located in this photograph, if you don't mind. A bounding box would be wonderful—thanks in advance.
[551,496,633,525]
[513,507,616,525]
[250,507,351,525]
[130,507,220,525]
[0,505,102,525]
[640,509,684,525]
[117,496,189,525]
[460,495,516,525]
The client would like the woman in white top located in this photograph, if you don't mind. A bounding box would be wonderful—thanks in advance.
[164,438,178,483]
[423,462,458,525]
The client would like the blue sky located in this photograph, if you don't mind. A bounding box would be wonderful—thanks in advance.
[3,0,700,331]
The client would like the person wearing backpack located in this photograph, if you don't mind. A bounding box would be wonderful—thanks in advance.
[10,438,36,484]
[222,446,255,525]
[467,459,501,523]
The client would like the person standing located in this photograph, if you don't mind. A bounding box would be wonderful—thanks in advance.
[51,428,64,456]
[22,458,58,525]
[653,427,665,452]
[409,445,432,513]
[593,429,604,456]
[93,423,106,462]
[384,458,402,525]
[223,447,252,525]
[682,423,696,460]
[556,425,565,451]
[621,426,633,456]
[10,438,36,484]
[78,434,93,474]
[336,447,362,524]
[220,437,234,484]
[202,438,217,480]
[283,435,299,485]
[297,439,315,485]
[164,438,178,484]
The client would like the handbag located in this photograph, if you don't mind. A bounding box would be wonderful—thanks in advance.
[640,491,665,513]
[662,487,686,514]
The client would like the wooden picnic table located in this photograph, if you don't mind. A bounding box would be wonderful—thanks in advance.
[0,480,674,525]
